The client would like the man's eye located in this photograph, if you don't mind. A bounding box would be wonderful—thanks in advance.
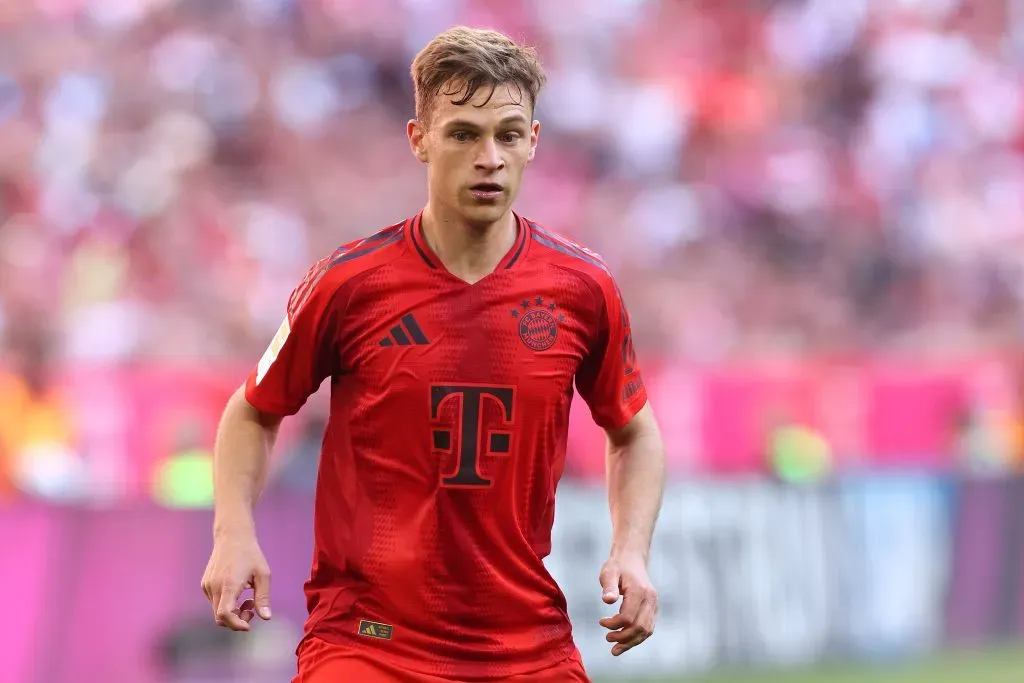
[452,131,473,142]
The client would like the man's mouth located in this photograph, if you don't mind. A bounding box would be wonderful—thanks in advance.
[469,183,504,200]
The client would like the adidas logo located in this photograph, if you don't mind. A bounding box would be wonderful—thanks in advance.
[357,619,394,640]
[380,313,429,347]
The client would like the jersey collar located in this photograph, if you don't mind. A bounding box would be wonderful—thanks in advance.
[406,210,531,274]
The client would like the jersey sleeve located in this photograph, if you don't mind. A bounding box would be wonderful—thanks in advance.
[575,275,648,431]
[245,258,342,417]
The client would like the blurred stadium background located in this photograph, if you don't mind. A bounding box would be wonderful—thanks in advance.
[4,0,1024,681]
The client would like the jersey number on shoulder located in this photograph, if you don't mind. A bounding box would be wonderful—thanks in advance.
[430,384,515,488]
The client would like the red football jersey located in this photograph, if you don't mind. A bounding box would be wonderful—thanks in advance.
[245,212,648,679]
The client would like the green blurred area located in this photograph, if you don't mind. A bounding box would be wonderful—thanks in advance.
[595,646,1024,683]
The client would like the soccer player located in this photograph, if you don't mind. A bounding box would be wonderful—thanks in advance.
[201,26,666,683]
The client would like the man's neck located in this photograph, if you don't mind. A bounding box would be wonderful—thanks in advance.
[420,204,517,284]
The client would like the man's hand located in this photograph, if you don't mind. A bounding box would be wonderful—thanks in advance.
[201,531,273,631]
[598,552,658,656]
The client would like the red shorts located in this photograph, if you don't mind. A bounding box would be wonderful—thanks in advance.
[293,637,591,683]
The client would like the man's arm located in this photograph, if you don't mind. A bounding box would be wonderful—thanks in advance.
[201,386,284,631]
[598,403,665,656]
[568,260,662,655]
[201,254,340,630]
[212,386,283,537]
[605,403,665,562]
[199,254,339,630]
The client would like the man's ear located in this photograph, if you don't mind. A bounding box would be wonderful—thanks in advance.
[528,120,540,162]
[408,119,429,163]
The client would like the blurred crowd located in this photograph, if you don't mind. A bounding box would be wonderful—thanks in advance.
[1,0,1023,365]
[3,0,1024,499]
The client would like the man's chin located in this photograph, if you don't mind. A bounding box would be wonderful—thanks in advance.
[459,202,510,227]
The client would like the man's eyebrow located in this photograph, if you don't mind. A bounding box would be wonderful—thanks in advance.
[496,112,530,125]
[443,113,529,129]
[443,119,481,130]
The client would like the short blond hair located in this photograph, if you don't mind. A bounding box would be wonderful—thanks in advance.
[411,26,547,126]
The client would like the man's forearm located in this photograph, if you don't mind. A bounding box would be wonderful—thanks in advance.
[606,406,666,562]
[213,387,282,538]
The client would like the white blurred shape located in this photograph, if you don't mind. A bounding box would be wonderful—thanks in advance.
[979,153,1024,248]
[863,85,934,172]
[39,175,101,235]
[273,61,342,132]
[870,30,975,88]
[543,64,605,133]
[151,32,219,93]
[611,83,690,177]
[238,201,309,270]
[35,124,96,177]
[961,62,1024,144]
[533,0,650,34]
[240,0,290,23]
[874,0,962,19]
[148,110,214,171]
[626,183,704,257]
[114,156,177,219]
[64,300,142,361]
[402,0,463,53]
[85,0,158,31]
[765,143,833,215]
[44,72,108,129]
[197,50,261,124]
[768,0,867,71]
[15,444,90,503]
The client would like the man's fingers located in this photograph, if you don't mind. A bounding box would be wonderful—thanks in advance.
[601,589,657,655]
[253,567,273,620]
[599,614,629,630]
[238,598,256,624]
[215,582,250,631]
[599,590,640,631]
[216,609,250,630]
[205,581,221,619]
[216,607,250,630]
[604,616,651,645]
[634,595,657,637]
[607,618,654,654]
[605,621,652,644]
[599,564,620,604]
[216,580,242,615]
[611,631,650,656]
[618,588,643,623]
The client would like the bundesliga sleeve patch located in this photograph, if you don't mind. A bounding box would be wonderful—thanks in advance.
[255,316,291,385]
[357,620,394,640]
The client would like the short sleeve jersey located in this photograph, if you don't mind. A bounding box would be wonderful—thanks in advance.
[245,212,648,679]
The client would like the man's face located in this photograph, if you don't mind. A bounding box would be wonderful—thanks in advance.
[408,82,540,227]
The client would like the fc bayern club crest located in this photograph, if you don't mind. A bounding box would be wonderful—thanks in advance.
[511,296,565,351]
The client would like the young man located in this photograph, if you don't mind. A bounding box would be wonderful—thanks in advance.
[201,26,666,683]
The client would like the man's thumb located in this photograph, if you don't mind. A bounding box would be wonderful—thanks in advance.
[600,565,620,604]
[253,570,273,619]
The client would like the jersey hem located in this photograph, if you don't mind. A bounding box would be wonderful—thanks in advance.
[299,630,579,681]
